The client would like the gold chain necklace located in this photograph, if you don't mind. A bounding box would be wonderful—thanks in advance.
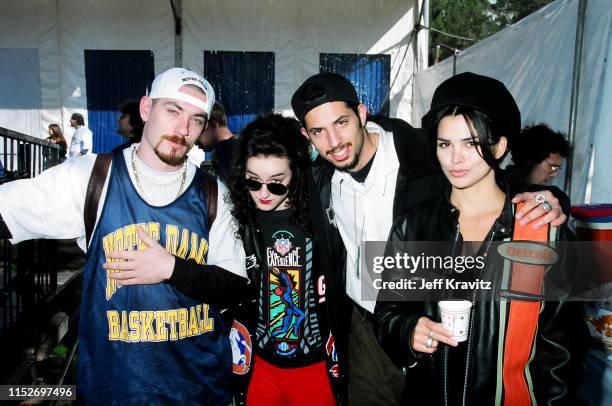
[131,147,187,203]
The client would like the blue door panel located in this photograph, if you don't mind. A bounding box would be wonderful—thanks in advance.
[320,53,391,117]
[204,51,274,134]
[85,50,154,153]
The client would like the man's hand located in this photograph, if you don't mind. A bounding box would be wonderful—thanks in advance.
[103,227,175,285]
[512,190,567,229]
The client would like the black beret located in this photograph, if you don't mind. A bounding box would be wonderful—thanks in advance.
[422,72,521,143]
[291,72,359,125]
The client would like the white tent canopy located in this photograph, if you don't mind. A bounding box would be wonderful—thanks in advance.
[413,0,612,204]
[0,0,426,147]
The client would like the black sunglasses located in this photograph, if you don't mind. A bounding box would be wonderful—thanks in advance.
[245,178,289,195]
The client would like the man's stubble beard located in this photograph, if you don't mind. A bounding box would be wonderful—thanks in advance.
[333,127,366,172]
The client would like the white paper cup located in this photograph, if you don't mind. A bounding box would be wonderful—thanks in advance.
[439,300,472,342]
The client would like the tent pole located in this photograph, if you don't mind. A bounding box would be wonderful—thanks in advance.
[170,0,183,66]
[565,0,588,196]
[422,0,429,70]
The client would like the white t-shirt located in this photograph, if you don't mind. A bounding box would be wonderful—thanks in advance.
[0,144,246,278]
[331,121,400,313]
[69,126,93,157]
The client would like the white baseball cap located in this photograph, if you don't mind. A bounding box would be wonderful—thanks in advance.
[148,67,215,116]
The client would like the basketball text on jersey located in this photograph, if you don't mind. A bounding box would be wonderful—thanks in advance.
[101,222,213,343]
[106,304,214,342]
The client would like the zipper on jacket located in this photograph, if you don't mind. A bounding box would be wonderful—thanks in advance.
[461,229,497,406]
[443,346,450,406]
[443,215,461,406]
[461,298,476,406]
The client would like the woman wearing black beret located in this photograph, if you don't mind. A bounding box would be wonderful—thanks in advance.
[374,72,588,405]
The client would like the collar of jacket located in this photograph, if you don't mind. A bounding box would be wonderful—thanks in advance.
[368,115,439,179]
[241,221,265,284]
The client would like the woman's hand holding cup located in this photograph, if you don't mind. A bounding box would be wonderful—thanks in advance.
[412,316,458,354]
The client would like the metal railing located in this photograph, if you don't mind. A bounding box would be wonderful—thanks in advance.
[0,128,61,334]
[0,127,61,182]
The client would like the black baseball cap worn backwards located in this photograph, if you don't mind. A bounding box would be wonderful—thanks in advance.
[291,72,360,126]
[422,72,521,144]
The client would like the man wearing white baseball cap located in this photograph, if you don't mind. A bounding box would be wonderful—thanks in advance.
[0,67,248,404]
[148,67,215,116]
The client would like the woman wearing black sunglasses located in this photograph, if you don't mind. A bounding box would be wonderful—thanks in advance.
[225,113,339,405]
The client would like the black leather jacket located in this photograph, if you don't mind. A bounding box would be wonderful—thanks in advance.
[373,186,588,406]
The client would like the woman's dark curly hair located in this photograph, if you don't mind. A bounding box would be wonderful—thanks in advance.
[228,113,312,240]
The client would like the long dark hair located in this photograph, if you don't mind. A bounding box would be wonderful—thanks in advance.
[427,105,508,170]
[47,124,67,150]
[229,113,312,240]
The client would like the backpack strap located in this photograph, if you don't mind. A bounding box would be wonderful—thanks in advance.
[200,170,218,227]
[84,153,112,247]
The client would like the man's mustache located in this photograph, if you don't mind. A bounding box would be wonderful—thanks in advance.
[161,135,187,146]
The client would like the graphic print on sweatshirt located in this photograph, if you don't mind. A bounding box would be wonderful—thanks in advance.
[267,230,304,357]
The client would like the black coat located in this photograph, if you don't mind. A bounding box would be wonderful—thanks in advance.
[373,186,588,405]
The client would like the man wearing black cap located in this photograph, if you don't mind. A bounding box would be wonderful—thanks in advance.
[291,72,569,405]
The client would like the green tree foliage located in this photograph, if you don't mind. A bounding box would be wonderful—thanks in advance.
[494,0,555,22]
[429,0,554,65]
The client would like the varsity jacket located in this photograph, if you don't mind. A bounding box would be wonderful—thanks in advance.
[373,181,588,405]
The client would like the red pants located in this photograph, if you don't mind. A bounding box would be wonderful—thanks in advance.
[246,355,336,406]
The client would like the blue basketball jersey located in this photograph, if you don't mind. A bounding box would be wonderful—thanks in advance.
[77,150,231,405]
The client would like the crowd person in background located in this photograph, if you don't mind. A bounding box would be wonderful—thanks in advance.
[104,113,345,405]
[374,72,587,405]
[506,124,570,186]
[68,112,93,157]
[113,100,146,152]
[117,100,145,142]
[0,67,247,404]
[198,101,238,184]
[46,123,67,163]
[290,72,570,406]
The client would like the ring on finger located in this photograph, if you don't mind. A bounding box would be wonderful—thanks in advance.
[541,201,552,212]
[535,193,546,204]
[425,336,434,349]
